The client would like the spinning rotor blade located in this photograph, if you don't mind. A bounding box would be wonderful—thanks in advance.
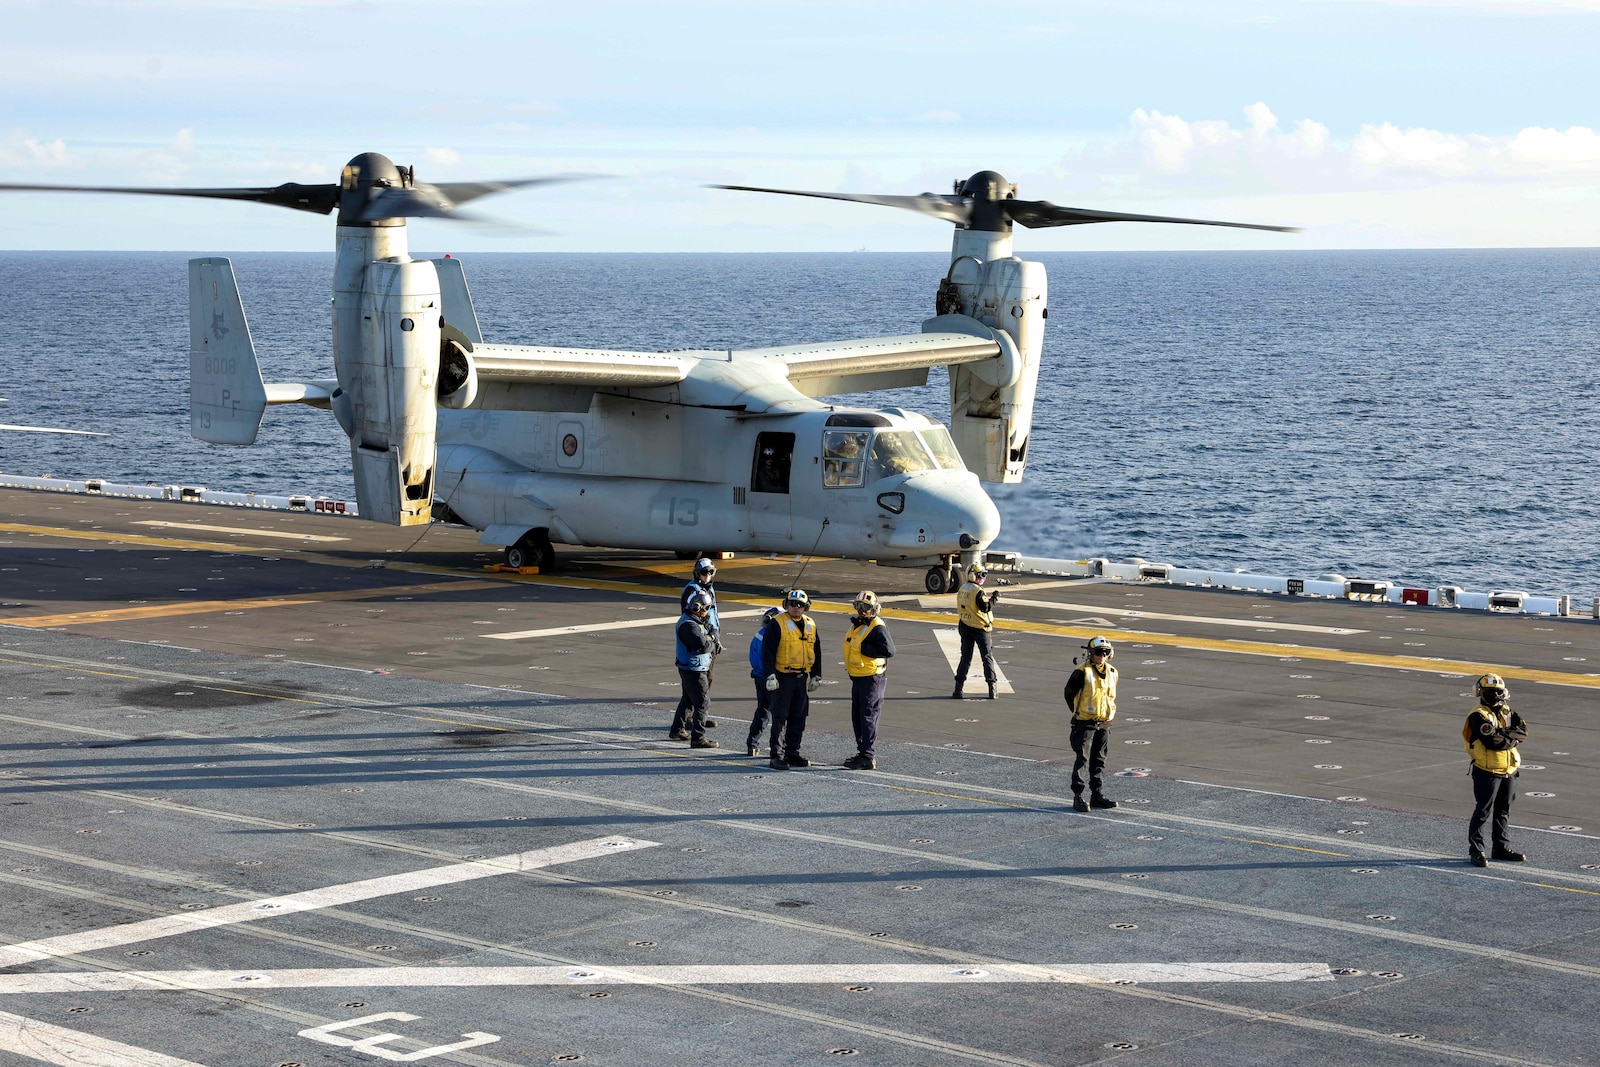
[349,175,600,223]
[711,183,972,226]
[1005,199,1300,233]
[0,181,339,215]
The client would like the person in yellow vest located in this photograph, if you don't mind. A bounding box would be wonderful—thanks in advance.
[952,562,1000,700]
[1463,672,1528,867]
[759,589,822,771]
[842,591,896,771]
[1064,635,1119,812]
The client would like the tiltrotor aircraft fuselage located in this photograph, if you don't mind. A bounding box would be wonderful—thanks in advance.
[4,153,1293,593]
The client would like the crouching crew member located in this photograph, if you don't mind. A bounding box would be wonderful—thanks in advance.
[953,563,1000,700]
[745,606,781,757]
[1464,672,1528,867]
[761,589,821,770]
[671,557,721,735]
[1065,635,1119,812]
[671,592,719,749]
[842,591,896,771]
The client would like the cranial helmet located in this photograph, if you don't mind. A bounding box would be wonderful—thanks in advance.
[687,591,713,615]
[966,563,987,582]
[1085,635,1114,659]
[784,589,810,608]
[693,557,716,579]
[853,590,880,617]
[1476,672,1508,704]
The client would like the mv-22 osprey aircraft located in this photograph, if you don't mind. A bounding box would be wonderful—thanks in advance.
[1,157,1293,593]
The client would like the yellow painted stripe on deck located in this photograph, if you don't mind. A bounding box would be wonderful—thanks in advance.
[1,580,501,628]
[0,522,245,552]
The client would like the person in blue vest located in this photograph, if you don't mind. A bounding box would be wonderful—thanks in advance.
[672,591,720,749]
[842,591,895,770]
[744,605,781,757]
[759,589,821,770]
[670,558,721,738]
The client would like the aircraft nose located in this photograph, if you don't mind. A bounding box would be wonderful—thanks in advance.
[882,472,1000,551]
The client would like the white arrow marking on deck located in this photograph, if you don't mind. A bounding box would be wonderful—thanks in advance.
[131,520,348,542]
[997,598,1367,635]
[482,607,768,641]
[932,629,1015,694]
[0,1007,213,1066]
[0,836,656,969]
[0,962,1333,994]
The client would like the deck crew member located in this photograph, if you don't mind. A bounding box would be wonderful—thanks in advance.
[670,557,721,737]
[1464,672,1528,867]
[745,605,781,757]
[952,563,1000,700]
[671,592,719,749]
[760,589,821,770]
[1064,636,1119,812]
[842,590,896,771]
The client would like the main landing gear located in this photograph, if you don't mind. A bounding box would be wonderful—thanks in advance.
[505,529,556,572]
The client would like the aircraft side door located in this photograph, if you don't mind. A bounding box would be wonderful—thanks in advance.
[748,431,794,542]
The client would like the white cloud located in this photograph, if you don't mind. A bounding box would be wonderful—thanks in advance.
[1129,103,1331,175]
[424,147,461,167]
[916,110,960,124]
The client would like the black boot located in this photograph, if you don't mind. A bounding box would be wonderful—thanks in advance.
[987,682,997,700]
[1491,847,1526,862]
[951,683,964,699]
[1072,795,1089,813]
[1470,849,1487,867]
[1090,794,1118,809]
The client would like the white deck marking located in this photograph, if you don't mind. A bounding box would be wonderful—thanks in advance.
[932,628,1015,694]
[0,962,1333,994]
[482,607,767,640]
[997,597,1366,635]
[131,520,348,542]
[0,1007,211,1066]
[0,836,655,968]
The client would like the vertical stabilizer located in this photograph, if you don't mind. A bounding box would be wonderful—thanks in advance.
[188,257,268,445]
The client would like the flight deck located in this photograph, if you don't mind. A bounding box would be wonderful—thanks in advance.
[2,486,1598,1066]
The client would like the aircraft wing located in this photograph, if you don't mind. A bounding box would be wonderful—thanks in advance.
[470,345,693,387]
[744,332,1002,397]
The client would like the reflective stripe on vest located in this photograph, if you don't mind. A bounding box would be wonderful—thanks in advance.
[774,615,817,673]
[956,584,993,630]
[1072,664,1118,723]
[843,617,887,677]
[675,614,713,672]
[1464,705,1521,775]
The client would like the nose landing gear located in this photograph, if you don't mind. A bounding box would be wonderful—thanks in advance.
[923,557,960,595]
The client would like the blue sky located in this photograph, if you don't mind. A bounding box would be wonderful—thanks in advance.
[2,0,1597,251]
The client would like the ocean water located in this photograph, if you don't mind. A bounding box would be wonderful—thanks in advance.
[2,248,1597,595]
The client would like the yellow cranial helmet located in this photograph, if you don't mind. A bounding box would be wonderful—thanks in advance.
[966,562,987,581]
[784,589,810,608]
[1476,673,1508,703]
[1085,635,1114,659]
[852,590,880,617]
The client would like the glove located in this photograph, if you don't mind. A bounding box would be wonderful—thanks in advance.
[988,590,1001,603]
[806,676,819,694]
[765,674,779,692]
[712,637,725,656]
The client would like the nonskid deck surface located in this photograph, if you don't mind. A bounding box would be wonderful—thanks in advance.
[1,488,1597,1065]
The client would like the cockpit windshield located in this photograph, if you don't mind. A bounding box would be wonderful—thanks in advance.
[823,426,964,487]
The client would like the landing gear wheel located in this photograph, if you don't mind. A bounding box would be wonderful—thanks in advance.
[924,566,950,595]
[506,531,556,572]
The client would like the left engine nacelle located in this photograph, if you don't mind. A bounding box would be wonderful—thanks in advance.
[348,259,441,525]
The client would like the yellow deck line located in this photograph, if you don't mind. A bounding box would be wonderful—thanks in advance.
[1,580,501,628]
[8,521,1596,690]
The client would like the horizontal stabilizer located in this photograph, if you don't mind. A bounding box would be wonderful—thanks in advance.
[189,257,267,444]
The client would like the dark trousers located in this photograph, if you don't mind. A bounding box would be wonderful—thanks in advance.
[1469,766,1516,854]
[955,623,997,686]
[768,673,810,759]
[670,663,714,734]
[746,677,771,747]
[675,668,710,741]
[1070,721,1110,797]
[850,673,887,757]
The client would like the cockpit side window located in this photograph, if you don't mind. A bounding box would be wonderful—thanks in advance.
[865,431,937,483]
[822,430,869,487]
[752,432,795,494]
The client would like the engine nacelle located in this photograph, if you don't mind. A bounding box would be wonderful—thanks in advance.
[437,329,479,410]
[939,249,1047,483]
[347,258,441,525]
